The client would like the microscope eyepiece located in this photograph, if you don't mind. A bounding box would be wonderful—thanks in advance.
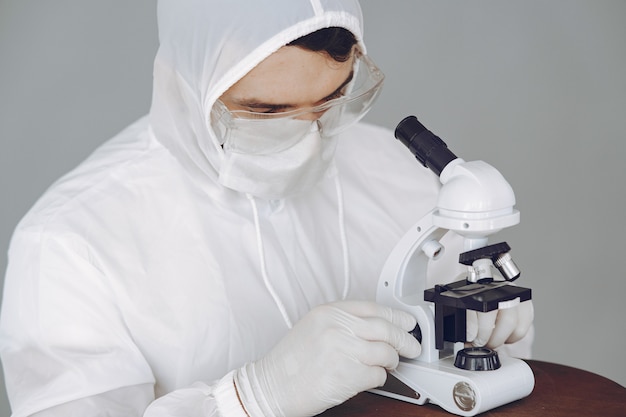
[394,116,458,177]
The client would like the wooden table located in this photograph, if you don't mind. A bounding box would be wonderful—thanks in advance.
[320,360,626,416]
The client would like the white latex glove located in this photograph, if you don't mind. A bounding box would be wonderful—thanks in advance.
[466,300,534,349]
[234,301,421,417]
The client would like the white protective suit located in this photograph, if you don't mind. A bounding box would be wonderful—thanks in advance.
[0,1,531,416]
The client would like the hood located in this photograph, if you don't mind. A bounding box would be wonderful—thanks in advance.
[149,0,365,189]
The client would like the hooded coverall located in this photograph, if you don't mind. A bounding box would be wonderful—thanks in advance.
[0,1,530,416]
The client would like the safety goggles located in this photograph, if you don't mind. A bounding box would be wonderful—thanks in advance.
[211,53,385,155]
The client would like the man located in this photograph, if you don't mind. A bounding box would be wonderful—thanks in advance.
[0,1,532,416]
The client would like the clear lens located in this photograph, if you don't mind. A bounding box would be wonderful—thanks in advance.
[221,115,319,154]
[211,54,384,155]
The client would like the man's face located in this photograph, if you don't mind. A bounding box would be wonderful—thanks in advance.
[219,45,355,119]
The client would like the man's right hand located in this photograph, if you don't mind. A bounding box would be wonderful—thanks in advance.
[235,300,421,417]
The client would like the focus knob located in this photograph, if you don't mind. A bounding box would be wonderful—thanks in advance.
[454,347,501,371]
[409,323,422,343]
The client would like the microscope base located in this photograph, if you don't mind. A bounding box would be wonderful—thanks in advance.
[370,355,534,416]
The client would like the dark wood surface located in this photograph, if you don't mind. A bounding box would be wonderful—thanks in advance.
[319,360,626,416]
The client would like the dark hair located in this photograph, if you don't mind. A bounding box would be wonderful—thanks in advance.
[288,27,357,62]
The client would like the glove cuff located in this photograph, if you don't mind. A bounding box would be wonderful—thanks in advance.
[234,363,282,417]
[213,370,253,417]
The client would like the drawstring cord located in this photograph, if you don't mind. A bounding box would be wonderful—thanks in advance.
[245,175,350,329]
[247,193,294,329]
[335,176,351,300]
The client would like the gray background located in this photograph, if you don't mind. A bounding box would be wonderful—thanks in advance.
[0,0,624,415]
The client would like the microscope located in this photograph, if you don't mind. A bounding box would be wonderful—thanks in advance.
[371,116,534,416]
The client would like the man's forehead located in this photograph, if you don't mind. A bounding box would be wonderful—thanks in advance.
[222,46,355,108]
